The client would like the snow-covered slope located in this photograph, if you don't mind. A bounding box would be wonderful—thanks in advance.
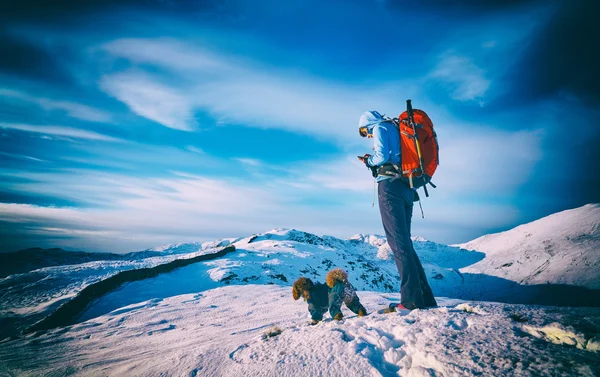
[75,229,404,324]
[1,206,600,376]
[1,285,598,377]
[3,214,599,341]
[458,204,600,289]
[0,246,231,339]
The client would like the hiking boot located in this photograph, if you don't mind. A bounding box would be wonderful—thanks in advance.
[357,308,367,317]
[381,303,410,314]
[384,303,412,313]
[393,303,412,311]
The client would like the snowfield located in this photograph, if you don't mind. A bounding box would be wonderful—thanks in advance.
[0,285,598,377]
[0,204,599,376]
[459,204,600,289]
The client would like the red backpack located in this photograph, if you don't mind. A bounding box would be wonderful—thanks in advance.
[397,101,439,196]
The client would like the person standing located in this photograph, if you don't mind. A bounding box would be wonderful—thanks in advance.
[358,110,437,310]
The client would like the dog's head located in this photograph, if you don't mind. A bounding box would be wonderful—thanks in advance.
[292,277,314,301]
[326,268,348,288]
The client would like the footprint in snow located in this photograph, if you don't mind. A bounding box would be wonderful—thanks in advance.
[229,344,249,363]
[332,328,355,342]
[147,324,176,335]
[447,318,468,330]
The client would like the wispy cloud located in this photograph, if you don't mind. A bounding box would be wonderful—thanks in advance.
[186,146,205,154]
[434,127,542,195]
[305,157,374,192]
[289,124,542,199]
[0,151,47,162]
[1,4,592,254]
[0,151,529,252]
[0,169,295,252]
[233,158,262,167]
[430,54,490,102]
[102,38,241,75]
[0,123,124,142]
[0,113,545,252]
[0,88,112,123]
[100,72,197,131]
[98,38,403,141]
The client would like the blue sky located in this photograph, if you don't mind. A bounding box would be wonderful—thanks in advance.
[1,0,598,253]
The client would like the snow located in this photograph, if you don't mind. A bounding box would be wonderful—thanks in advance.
[0,247,226,338]
[146,238,239,255]
[1,205,599,376]
[73,231,403,324]
[0,285,598,377]
[457,204,600,288]
[522,323,599,351]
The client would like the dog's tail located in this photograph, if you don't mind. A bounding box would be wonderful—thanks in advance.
[326,268,348,288]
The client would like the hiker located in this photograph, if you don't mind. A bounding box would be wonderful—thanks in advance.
[358,109,437,310]
[292,268,367,324]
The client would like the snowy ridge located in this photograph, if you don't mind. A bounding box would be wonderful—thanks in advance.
[73,229,404,326]
[458,204,600,289]
[0,246,231,339]
[143,237,239,256]
[26,245,236,334]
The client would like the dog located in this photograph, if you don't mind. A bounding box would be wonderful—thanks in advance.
[292,268,367,324]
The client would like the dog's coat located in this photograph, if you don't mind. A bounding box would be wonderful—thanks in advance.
[293,268,366,321]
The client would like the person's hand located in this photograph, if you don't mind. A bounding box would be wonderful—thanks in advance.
[358,154,371,165]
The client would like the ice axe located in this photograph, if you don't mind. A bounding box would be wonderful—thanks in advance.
[405,99,429,199]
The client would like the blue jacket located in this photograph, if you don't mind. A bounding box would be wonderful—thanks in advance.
[359,111,401,182]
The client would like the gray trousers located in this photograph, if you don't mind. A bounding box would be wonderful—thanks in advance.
[378,178,437,309]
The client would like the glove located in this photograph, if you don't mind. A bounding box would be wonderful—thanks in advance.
[358,154,378,177]
[369,165,378,178]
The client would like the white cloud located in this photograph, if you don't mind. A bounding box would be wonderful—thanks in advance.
[0,125,544,252]
[102,38,241,75]
[0,164,380,252]
[233,158,262,166]
[0,123,124,142]
[433,127,542,195]
[0,88,112,123]
[305,157,374,192]
[430,54,490,102]
[287,122,542,199]
[0,171,285,225]
[99,38,403,141]
[186,146,205,154]
[100,73,197,131]
[0,151,47,162]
